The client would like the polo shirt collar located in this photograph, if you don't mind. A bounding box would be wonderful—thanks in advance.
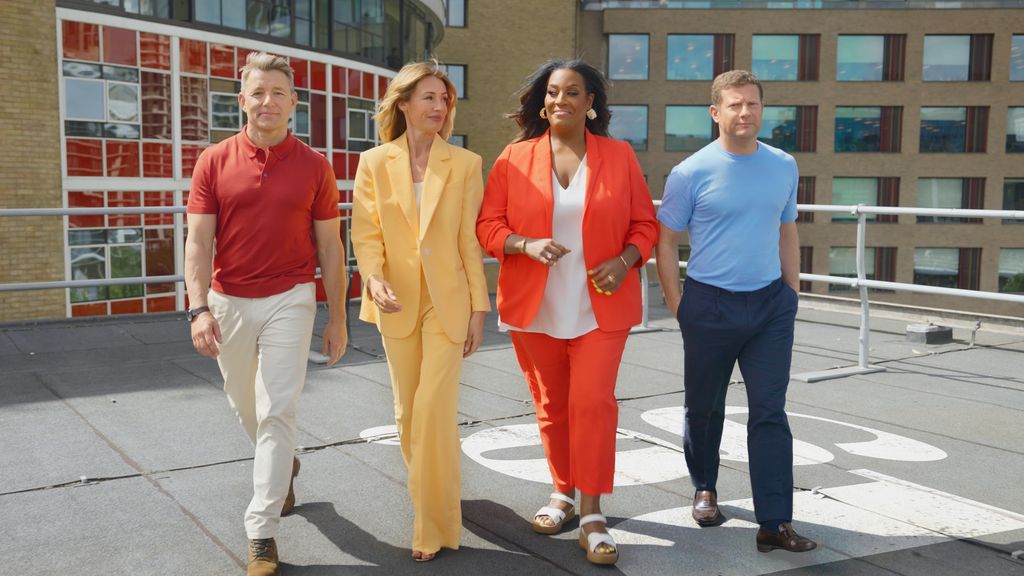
[238,126,297,160]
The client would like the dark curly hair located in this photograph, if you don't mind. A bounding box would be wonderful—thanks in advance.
[509,58,611,142]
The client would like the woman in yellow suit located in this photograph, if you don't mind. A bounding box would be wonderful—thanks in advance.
[351,61,490,562]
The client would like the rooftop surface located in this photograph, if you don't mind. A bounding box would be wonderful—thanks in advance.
[2,294,1023,575]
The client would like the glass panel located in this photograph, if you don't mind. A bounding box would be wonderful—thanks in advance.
[141,71,172,140]
[296,18,311,45]
[65,78,105,120]
[999,249,1024,293]
[248,0,270,34]
[836,36,884,81]
[829,247,875,291]
[923,35,970,81]
[608,34,649,80]
[1012,35,1024,81]
[1007,107,1024,153]
[759,106,798,151]
[608,105,648,151]
[667,35,713,80]
[223,0,247,29]
[63,61,102,79]
[334,0,356,24]
[447,0,465,26]
[108,228,143,244]
[834,106,881,152]
[105,123,141,139]
[665,105,710,152]
[752,35,799,81]
[295,0,311,19]
[181,77,210,142]
[349,109,366,139]
[70,247,108,303]
[448,134,465,147]
[109,245,144,299]
[211,93,240,129]
[917,178,963,223]
[65,121,104,138]
[195,0,220,23]
[914,248,959,288]
[69,230,107,246]
[1003,178,1024,223]
[920,106,966,153]
[270,1,291,37]
[102,65,139,83]
[292,102,310,135]
[442,64,465,98]
[108,82,140,122]
[831,177,878,221]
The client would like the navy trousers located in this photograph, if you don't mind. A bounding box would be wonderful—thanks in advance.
[677,276,798,524]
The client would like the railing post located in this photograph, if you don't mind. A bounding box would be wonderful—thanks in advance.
[855,208,871,369]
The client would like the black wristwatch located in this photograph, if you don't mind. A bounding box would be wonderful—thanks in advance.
[186,306,210,322]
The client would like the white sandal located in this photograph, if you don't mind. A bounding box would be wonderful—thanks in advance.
[531,492,576,534]
[578,513,618,565]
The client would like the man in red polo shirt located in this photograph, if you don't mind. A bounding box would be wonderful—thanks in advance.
[185,51,347,576]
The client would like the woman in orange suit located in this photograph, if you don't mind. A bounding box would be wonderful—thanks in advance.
[352,61,490,562]
[476,59,658,566]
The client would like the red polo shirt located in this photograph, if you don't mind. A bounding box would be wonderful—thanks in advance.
[187,129,339,298]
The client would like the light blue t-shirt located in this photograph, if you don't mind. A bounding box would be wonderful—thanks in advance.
[658,140,798,292]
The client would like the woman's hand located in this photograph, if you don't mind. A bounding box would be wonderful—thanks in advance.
[588,255,630,295]
[524,238,571,267]
[463,311,486,358]
[367,275,402,313]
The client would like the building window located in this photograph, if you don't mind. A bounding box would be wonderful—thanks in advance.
[831,177,899,223]
[609,105,647,151]
[920,106,988,153]
[1012,35,1024,81]
[923,34,993,82]
[439,64,466,99]
[834,106,902,152]
[448,134,466,147]
[999,249,1024,293]
[348,98,376,151]
[332,0,386,61]
[759,106,816,152]
[1007,107,1024,152]
[1004,178,1024,224]
[667,34,734,81]
[796,176,815,223]
[836,35,905,82]
[665,105,714,152]
[829,246,896,292]
[608,34,649,80]
[916,178,984,224]
[799,246,813,292]
[751,35,818,81]
[915,248,980,290]
[446,0,466,27]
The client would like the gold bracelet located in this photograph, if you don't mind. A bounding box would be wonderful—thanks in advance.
[618,254,630,270]
[518,237,528,254]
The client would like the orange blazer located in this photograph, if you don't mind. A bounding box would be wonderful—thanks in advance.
[476,130,659,332]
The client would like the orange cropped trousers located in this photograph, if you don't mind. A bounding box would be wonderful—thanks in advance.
[510,327,630,496]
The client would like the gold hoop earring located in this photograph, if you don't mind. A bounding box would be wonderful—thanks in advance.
[586,108,597,120]
[539,107,548,119]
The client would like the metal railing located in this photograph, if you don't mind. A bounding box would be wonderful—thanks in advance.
[2,202,1023,381]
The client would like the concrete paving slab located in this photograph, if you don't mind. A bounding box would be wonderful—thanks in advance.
[0,330,19,356]
[6,322,142,353]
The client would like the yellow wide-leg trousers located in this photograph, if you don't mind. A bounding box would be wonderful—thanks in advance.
[381,280,464,554]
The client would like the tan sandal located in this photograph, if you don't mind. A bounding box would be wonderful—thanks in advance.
[578,513,618,565]
[531,492,576,534]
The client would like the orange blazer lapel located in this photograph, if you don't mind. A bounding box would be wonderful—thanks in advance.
[583,130,604,220]
[532,132,554,229]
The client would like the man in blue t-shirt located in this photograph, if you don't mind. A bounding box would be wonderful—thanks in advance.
[655,70,816,553]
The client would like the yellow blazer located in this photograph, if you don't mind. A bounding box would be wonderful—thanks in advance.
[351,133,491,342]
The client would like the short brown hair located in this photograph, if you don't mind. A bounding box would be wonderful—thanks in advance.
[240,51,295,91]
[711,69,763,106]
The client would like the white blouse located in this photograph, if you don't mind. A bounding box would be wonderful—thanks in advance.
[502,155,597,339]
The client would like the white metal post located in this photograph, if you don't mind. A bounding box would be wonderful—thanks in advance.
[856,211,870,369]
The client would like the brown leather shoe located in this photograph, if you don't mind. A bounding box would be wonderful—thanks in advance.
[281,457,301,516]
[247,538,280,576]
[691,490,726,527]
[756,522,817,553]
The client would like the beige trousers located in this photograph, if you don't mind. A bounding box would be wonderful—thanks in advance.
[208,282,316,540]
[381,276,465,554]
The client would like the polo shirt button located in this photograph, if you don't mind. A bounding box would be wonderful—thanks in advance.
[262,172,268,178]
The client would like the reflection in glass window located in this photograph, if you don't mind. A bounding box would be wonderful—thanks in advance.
[999,249,1024,293]
[608,35,649,80]
[836,35,884,81]
[920,107,966,152]
[196,1,221,25]
[211,94,241,130]
[448,134,466,148]
[292,102,310,137]
[223,0,246,29]
[1004,178,1024,223]
[914,248,959,288]
[829,247,875,292]
[759,106,797,151]
[834,107,880,152]
[667,35,713,80]
[608,105,648,152]
[109,244,144,299]
[752,36,798,81]
[923,35,970,81]
[831,177,878,222]
[1013,35,1024,81]
[665,105,711,152]
[917,178,963,223]
[70,247,107,303]
[65,79,105,120]
[1007,107,1024,152]
[446,0,465,27]
[107,83,139,123]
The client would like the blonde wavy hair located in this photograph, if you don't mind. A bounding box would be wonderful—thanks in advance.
[375,60,457,143]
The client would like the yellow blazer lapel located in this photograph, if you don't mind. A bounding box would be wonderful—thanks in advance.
[533,131,554,230]
[419,134,452,241]
[583,129,604,219]
[385,133,419,235]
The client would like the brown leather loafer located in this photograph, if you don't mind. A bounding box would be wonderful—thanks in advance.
[756,522,817,553]
[281,457,301,516]
[691,490,726,527]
